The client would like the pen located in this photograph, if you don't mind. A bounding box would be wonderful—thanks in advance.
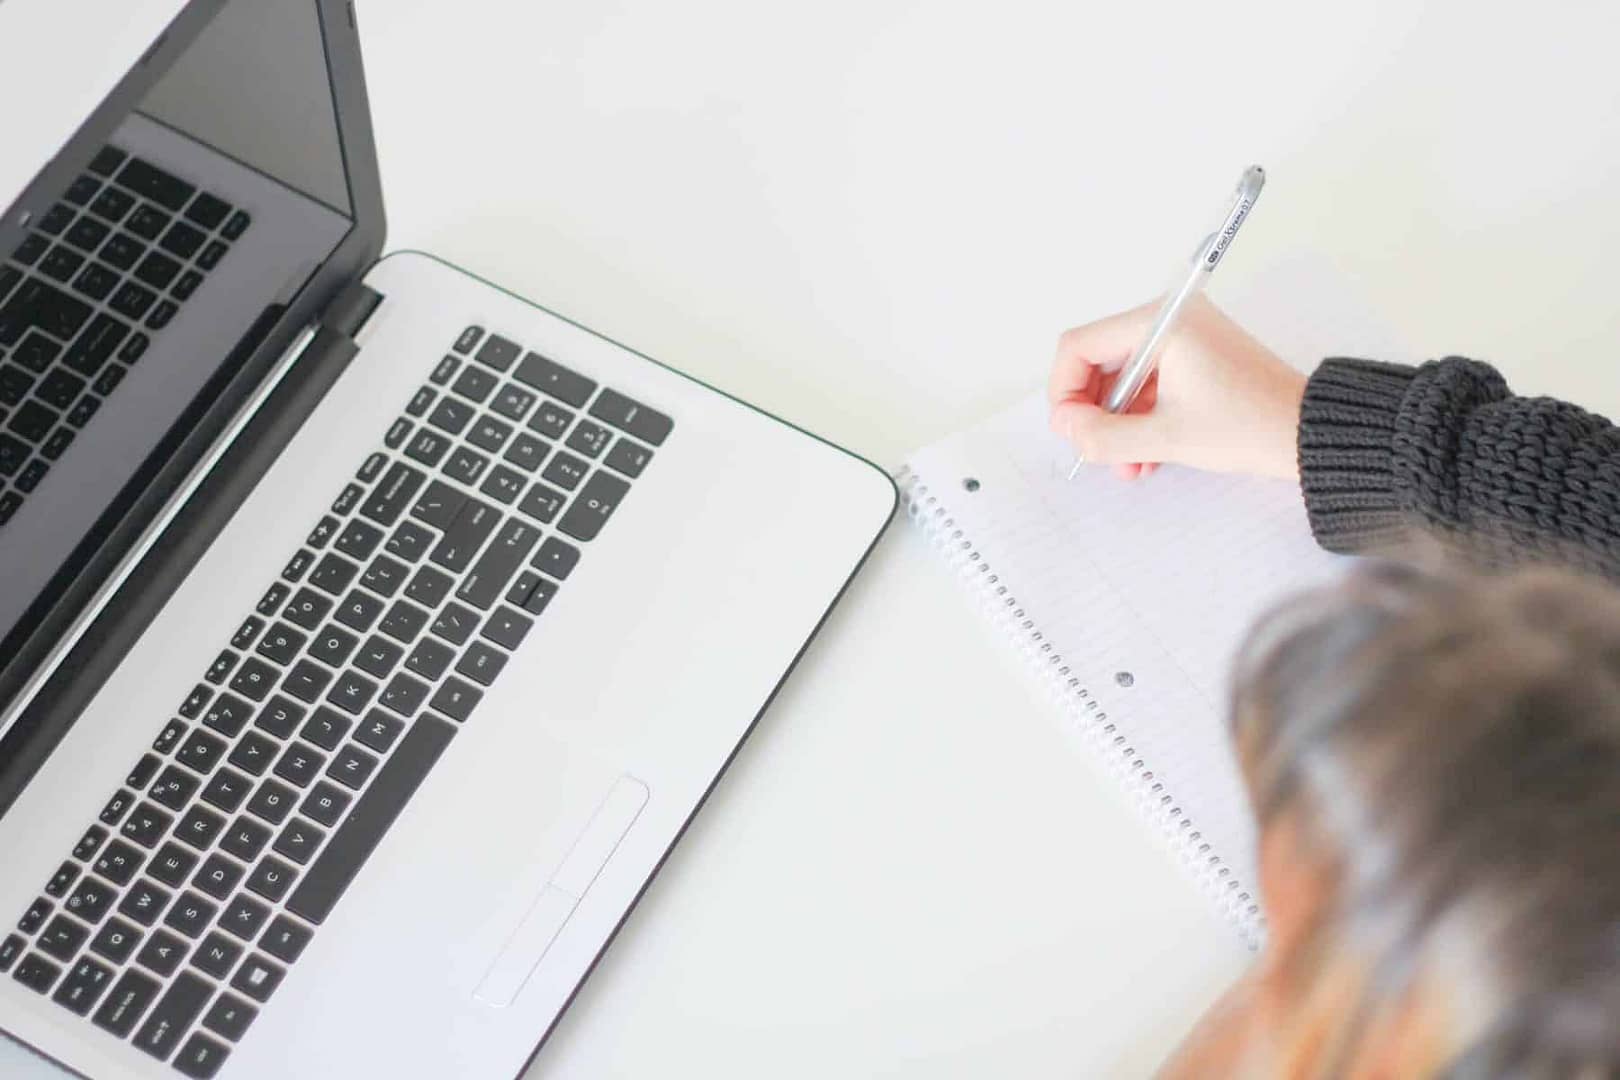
[1066,165,1266,480]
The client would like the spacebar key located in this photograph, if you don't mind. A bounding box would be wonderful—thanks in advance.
[285,714,456,924]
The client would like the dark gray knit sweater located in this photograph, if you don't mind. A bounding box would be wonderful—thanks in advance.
[1299,358,1620,578]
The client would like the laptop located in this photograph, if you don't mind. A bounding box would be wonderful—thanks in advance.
[0,2,895,1076]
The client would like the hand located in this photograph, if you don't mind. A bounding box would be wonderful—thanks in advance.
[1048,296,1307,481]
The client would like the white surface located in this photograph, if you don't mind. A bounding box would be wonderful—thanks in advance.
[345,1,1620,1077]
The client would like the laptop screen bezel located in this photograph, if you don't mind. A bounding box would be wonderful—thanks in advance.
[0,0,386,802]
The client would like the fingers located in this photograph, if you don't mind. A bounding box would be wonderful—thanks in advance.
[1048,302,1157,408]
[1051,397,1172,467]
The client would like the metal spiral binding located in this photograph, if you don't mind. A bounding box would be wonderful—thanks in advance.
[895,465,1265,948]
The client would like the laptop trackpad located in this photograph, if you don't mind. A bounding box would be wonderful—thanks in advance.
[474,775,649,1007]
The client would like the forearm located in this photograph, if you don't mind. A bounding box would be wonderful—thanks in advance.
[1297,357,1620,577]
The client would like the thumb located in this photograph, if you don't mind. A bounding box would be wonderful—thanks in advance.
[1051,399,1170,465]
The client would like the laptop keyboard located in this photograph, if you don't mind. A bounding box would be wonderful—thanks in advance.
[0,326,670,1077]
[0,144,252,527]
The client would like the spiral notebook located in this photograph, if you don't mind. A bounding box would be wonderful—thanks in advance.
[898,395,1345,945]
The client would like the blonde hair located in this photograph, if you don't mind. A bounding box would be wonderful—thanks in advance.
[1229,563,1620,1078]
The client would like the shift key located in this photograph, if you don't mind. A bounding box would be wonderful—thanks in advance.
[430,498,501,572]
[457,519,540,609]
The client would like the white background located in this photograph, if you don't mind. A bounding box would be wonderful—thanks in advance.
[348,1,1620,1077]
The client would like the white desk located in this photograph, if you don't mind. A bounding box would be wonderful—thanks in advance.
[349,3,1620,1076]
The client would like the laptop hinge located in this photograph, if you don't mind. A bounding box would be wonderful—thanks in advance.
[321,280,384,338]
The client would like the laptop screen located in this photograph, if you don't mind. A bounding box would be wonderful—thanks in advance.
[0,0,356,680]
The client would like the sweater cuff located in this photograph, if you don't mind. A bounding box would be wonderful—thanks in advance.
[1297,358,1418,555]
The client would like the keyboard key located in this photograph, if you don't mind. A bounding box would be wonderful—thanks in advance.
[201,768,253,815]
[9,400,56,444]
[38,368,85,409]
[334,518,384,561]
[442,445,488,485]
[406,386,436,417]
[164,892,218,938]
[452,364,497,404]
[60,312,128,380]
[18,897,52,934]
[533,536,580,580]
[133,970,211,1061]
[0,433,28,475]
[307,515,340,549]
[153,719,187,756]
[256,582,290,617]
[503,431,549,472]
[231,954,286,1003]
[193,854,245,901]
[430,354,459,384]
[109,280,157,320]
[429,677,483,722]
[93,838,145,886]
[481,607,533,650]
[149,843,200,889]
[378,599,430,643]
[355,707,407,753]
[456,642,508,687]
[205,648,239,685]
[64,174,101,206]
[38,205,74,236]
[150,765,201,812]
[185,192,231,229]
[332,482,364,515]
[334,590,385,635]
[603,437,652,478]
[41,425,76,459]
[274,817,326,864]
[489,381,537,421]
[589,387,674,445]
[118,880,172,928]
[219,894,271,942]
[191,931,242,978]
[171,268,204,301]
[378,671,430,717]
[325,744,378,789]
[513,352,596,407]
[0,935,21,973]
[0,364,34,406]
[90,146,128,176]
[431,602,478,646]
[565,418,613,458]
[64,215,110,252]
[175,1032,231,1079]
[14,459,48,493]
[354,634,404,679]
[120,802,175,848]
[45,860,81,897]
[256,622,307,665]
[273,742,327,788]
[38,914,89,961]
[404,427,450,468]
[231,615,266,651]
[427,395,474,436]
[52,956,114,1016]
[457,518,540,609]
[301,706,353,751]
[160,220,206,259]
[255,695,307,739]
[174,805,227,850]
[308,623,358,668]
[117,157,195,212]
[99,788,136,826]
[198,240,229,270]
[430,496,501,572]
[283,659,334,704]
[558,469,631,541]
[72,825,108,862]
[467,414,513,453]
[228,730,279,776]
[404,564,454,607]
[404,637,453,682]
[0,277,92,344]
[98,230,143,268]
[285,715,455,924]
[92,361,127,395]
[12,953,60,995]
[176,728,228,774]
[146,299,178,330]
[309,552,359,595]
[247,779,297,826]
[260,915,313,965]
[12,235,48,269]
[540,450,588,491]
[284,587,333,630]
[220,818,272,864]
[202,992,257,1042]
[89,918,142,965]
[300,781,352,827]
[202,691,253,737]
[92,967,160,1038]
[480,463,528,505]
[13,329,61,372]
[513,572,558,616]
[136,927,187,977]
[245,856,298,904]
[516,482,567,524]
[120,330,149,364]
[125,203,170,240]
[526,398,573,440]
[474,334,520,372]
[222,210,251,241]
[359,461,426,527]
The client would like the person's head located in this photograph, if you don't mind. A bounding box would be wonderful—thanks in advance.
[1170,562,1620,1078]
